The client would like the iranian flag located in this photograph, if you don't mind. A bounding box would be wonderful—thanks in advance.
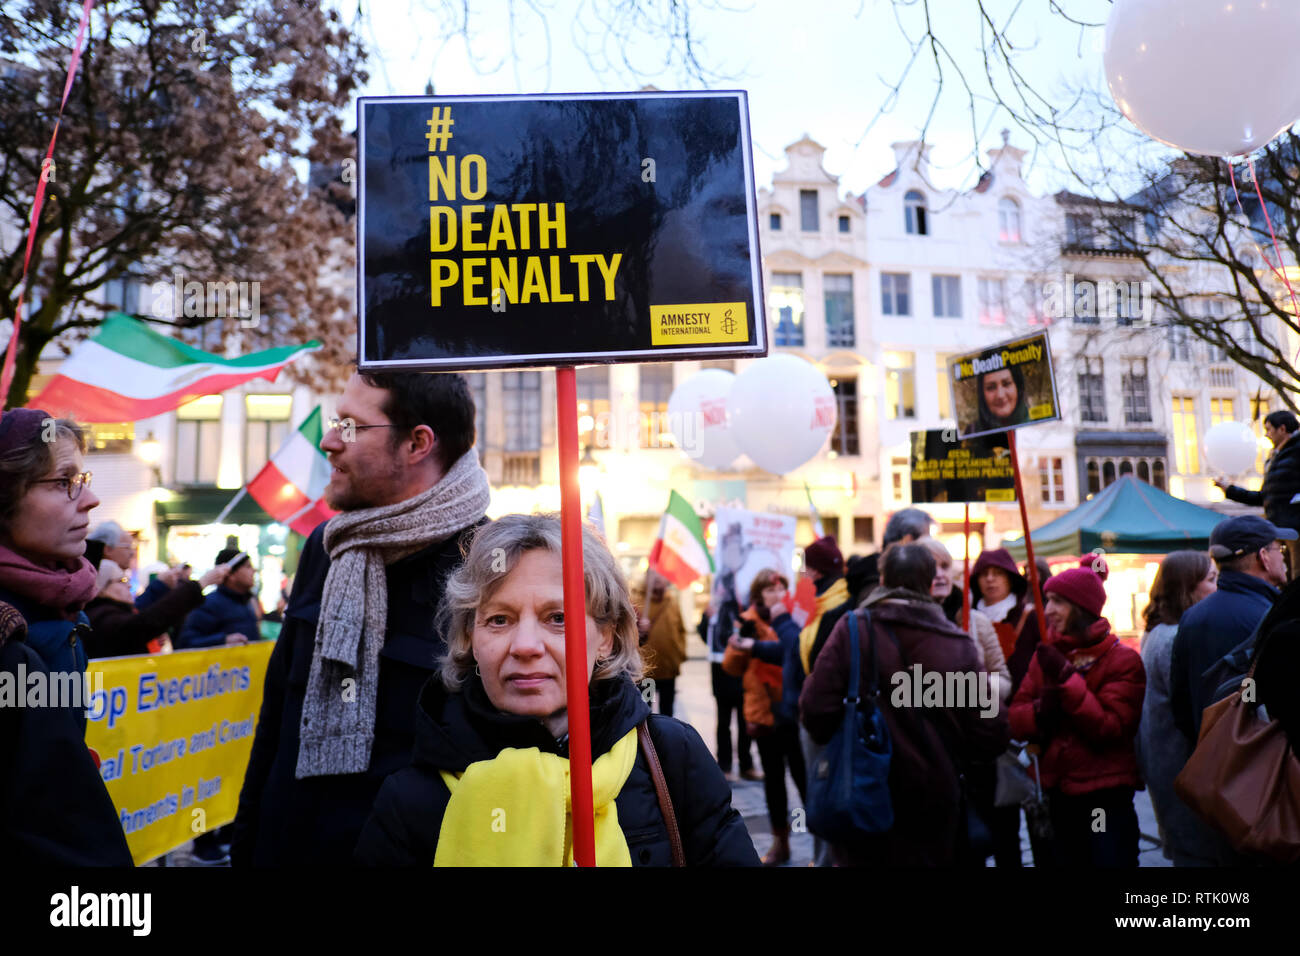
[648,491,714,590]
[245,406,337,536]
[29,312,318,422]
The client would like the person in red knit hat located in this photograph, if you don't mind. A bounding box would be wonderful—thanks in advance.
[1008,559,1146,867]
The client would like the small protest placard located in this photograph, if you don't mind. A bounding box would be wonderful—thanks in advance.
[910,429,1016,504]
[947,331,1060,439]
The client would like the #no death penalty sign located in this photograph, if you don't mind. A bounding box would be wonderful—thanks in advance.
[356,91,767,370]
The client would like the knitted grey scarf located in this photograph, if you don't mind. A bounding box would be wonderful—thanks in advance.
[295,448,491,778]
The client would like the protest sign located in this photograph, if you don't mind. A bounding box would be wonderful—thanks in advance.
[84,643,274,864]
[705,508,796,661]
[910,429,1016,503]
[356,91,766,371]
[948,331,1060,439]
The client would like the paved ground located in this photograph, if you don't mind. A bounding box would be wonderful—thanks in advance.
[672,642,1170,867]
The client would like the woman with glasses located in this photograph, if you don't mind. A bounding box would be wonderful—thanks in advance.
[0,407,132,865]
[0,408,101,704]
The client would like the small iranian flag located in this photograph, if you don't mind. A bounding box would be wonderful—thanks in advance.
[648,491,714,590]
[246,406,337,536]
[29,312,318,422]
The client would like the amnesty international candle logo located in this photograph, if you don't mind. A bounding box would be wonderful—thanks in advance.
[357,92,766,371]
[947,331,1060,440]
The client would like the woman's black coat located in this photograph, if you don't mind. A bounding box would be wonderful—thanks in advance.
[355,674,759,866]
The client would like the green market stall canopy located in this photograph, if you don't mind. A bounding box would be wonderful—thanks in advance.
[1002,475,1228,559]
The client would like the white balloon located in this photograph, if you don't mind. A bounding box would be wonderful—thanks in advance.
[1203,421,1260,476]
[1104,0,1300,157]
[666,369,741,469]
[730,354,836,475]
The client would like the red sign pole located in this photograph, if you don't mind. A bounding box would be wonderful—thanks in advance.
[962,502,971,632]
[1007,430,1048,640]
[555,366,596,866]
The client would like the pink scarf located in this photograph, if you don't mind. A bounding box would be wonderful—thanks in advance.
[0,543,98,619]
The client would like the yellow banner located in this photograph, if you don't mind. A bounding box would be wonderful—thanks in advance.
[84,643,273,865]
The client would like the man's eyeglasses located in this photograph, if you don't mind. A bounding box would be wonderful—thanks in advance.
[327,418,403,434]
[31,471,93,501]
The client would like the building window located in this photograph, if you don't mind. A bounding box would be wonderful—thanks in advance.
[1039,456,1065,504]
[503,371,542,451]
[837,215,850,233]
[769,212,781,230]
[1137,460,1150,483]
[1066,212,1093,247]
[1079,356,1106,423]
[244,394,292,482]
[904,190,928,235]
[1168,324,1190,361]
[891,456,910,501]
[884,350,916,420]
[978,277,1007,324]
[829,377,859,456]
[800,190,819,231]
[467,372,487,462]
[1119,459,1134,477]
[1152,458,1167,490]
[1171,396,1199,474]
[1072,281,1100,324]
[638,364,674,448]
[853,516,874,545]
[1086,459,1101,495]
[85,422,134,454]
[932,274,962,318]
[770,271,805,346]
[1115,215,1138,250]
[824,274,855,347]
[175,395,223,485]
[1116,282,1146,325]
[936,353,953,419]
[999,198,1022,242]
[576,366,611,449]
[1251,395,1270,475]
[1122,358,1152,424]
[1210,397,1235,426]
[1102,459,1116,486]
[881,272,911,317]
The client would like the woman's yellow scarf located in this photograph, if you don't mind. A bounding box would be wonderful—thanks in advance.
[799,577,849,674]
[434,727,639,866]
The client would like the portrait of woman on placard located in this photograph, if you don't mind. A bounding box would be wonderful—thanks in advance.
[970,364,1029,436]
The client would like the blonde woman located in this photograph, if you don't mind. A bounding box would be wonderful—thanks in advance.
[356,514,758,866]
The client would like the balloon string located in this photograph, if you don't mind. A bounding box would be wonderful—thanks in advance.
[1228,157,1300,362]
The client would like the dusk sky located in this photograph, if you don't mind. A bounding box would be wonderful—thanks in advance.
[343,0,1126,197]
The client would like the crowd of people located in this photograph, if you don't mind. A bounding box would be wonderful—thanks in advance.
[2,380,1298,868]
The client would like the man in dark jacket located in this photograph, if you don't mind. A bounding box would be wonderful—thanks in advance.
[1170,515,1290,744]
[177,549,259,648]
[1,600,133,865]
[230,370,491,866]
[1216,410,1300,579]
[800,543,1008,866]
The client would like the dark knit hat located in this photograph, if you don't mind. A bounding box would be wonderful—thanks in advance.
[1045,565,1107,617]
[971,548,1027,600]
[0,408,50,456]
[804,535,844,578]
[216,548,250,570]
